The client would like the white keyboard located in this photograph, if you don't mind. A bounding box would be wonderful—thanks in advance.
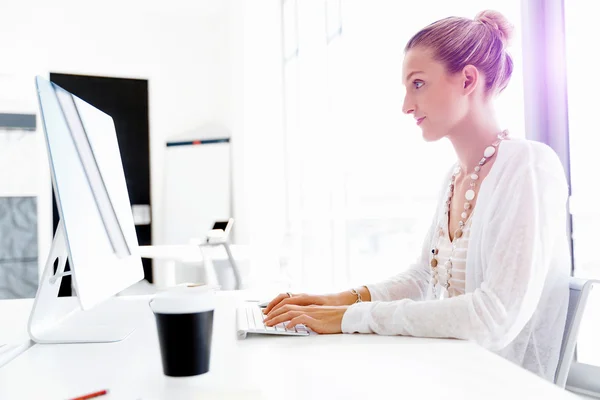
[236,303,310,339]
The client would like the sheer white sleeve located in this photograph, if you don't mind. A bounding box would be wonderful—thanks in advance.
[342,152,568,351]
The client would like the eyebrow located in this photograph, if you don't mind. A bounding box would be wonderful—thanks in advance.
[404,71,424,83]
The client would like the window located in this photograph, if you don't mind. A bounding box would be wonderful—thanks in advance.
[564,0,600,372]
[565,1,600,280]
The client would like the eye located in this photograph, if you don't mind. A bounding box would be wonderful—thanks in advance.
[413,80,424,89]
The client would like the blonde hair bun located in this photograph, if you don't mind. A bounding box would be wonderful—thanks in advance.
[475,10,514,48]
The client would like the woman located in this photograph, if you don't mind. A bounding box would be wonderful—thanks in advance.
[263,10,570,382]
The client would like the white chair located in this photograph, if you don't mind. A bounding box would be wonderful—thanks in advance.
[555,277,600,394]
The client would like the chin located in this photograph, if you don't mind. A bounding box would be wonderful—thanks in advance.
[421,128,443,143]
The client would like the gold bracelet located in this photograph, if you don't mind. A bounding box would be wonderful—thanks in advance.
[350,288,362,303]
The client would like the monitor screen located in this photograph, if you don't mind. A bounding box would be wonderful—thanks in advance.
[36,76,143,310]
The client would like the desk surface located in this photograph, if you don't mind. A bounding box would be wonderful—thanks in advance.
[0,299,34,368]
[0,292,579,400]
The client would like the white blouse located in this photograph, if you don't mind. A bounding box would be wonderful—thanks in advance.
[429,216,472,299]
[341,138,571,382]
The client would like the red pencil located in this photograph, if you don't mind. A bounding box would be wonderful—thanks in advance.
[69,389,108,400]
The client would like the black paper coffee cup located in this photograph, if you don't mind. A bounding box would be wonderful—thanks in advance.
[150,285,216,377]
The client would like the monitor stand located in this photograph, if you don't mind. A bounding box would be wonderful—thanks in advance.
[27,220,137,344]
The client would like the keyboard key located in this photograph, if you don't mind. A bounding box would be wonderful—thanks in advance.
[252,307,264,330]
[296,325,307,333]
[275,323,286,332]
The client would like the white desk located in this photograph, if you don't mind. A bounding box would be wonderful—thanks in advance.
[0,292,580,400]
[0,299,34,367]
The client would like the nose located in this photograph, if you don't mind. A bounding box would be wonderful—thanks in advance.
[402,94,414,115]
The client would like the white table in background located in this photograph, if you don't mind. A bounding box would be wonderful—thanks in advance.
[139,244,208,288]
[0,291,581,400]
[139,244,282,292]
[139,244,253,289]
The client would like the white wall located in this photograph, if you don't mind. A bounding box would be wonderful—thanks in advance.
[0,0,287,283]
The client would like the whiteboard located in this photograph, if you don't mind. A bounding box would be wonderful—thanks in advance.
[163,139,231,245]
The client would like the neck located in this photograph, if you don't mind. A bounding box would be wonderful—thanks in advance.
[446,106,503,173]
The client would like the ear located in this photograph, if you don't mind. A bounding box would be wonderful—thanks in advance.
[462,65,479,95]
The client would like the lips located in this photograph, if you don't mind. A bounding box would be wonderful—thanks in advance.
[416,117,425,126]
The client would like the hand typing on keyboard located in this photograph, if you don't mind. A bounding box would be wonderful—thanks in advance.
[236,304,309,338]
[263,304,349,334]
[262,293,337,315]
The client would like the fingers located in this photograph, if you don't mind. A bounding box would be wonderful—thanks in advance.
[287,308,345,334]
[264,310,302,327]
[267,308,336,334]
[263,293,291,314]
[264,304,301,324]
[268,294,323,316]
[268,296,301,315]
[285,314,312,330]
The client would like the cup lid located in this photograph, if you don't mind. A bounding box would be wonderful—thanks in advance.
[149,284,218,314]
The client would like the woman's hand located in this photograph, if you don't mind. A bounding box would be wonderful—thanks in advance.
[263,305,349,334]
[263,293,333,315]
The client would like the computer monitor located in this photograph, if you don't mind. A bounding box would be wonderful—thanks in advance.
[27,76,144,343]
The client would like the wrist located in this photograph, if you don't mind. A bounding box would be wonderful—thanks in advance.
[349,288,363,303]
[329,290,359,306]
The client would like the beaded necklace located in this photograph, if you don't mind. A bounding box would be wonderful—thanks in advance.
[430,130,509,299]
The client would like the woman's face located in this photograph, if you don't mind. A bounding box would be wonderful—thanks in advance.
[402,47,470,142]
